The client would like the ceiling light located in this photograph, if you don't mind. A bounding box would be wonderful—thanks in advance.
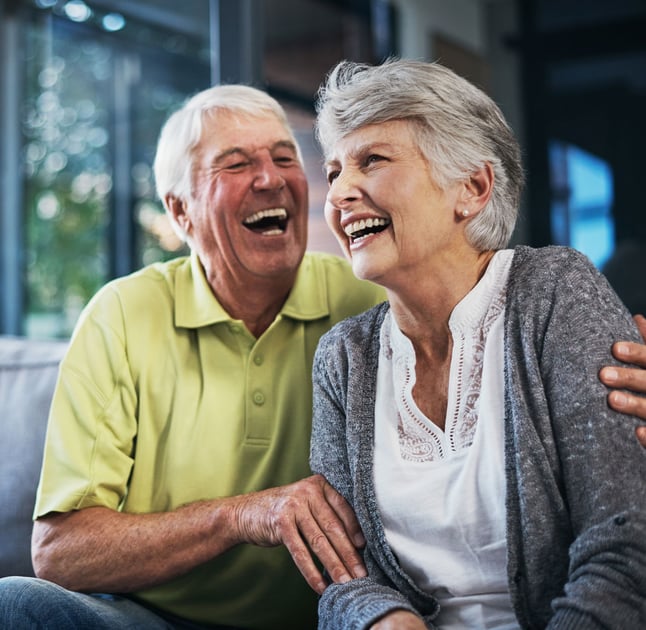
[102,13,126,32]
[63,0,92,22]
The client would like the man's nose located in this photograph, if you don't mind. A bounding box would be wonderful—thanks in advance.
[252,155,286,191]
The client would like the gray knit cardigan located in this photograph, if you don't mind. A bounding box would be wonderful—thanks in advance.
[310,246,646,630]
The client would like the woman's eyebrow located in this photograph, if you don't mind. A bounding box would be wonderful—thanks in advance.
[324,141,396,168]
[324,157,339,170]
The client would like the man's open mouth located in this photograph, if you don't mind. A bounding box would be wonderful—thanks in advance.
[344,217,390,242]
[243,208,288,235]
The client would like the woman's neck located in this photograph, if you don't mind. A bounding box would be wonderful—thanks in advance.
[387,249,496,349]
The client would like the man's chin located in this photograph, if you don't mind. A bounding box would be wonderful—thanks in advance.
[250,248,306,277]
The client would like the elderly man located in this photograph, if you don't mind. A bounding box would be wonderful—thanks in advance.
[1,85,383,630]
[0,84,644,630]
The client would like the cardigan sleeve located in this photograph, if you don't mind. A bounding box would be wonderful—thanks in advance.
[505,246,646,628]
[310,324,431,630]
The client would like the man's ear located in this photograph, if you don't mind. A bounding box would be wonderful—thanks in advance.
[165,194,191,235]
[457,162,494,219]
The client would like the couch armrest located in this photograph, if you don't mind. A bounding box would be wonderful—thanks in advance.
[0,336,68,577]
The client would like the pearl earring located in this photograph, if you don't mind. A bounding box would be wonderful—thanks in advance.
[462,209,470,217]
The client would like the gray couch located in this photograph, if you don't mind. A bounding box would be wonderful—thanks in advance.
[0,335,68,577]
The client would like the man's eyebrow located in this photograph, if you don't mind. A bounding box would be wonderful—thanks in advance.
[212,140,297,164]
[272,140,298,153]
[212,147,247,164]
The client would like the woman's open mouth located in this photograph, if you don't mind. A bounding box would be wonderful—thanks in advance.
[344,217,390,242]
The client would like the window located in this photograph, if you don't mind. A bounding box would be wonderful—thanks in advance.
[5,0,210,337]
[2,0,395,338]
[549,140,615,268]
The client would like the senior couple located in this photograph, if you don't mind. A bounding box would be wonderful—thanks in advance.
[1,59,645,629]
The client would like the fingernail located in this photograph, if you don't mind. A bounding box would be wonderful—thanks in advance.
[353,533,365,546]
[354,565,367,578]
[615,343,629,356]
[603,368,618,382]
[612,392,628,407]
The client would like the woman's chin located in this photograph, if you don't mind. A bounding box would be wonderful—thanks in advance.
[351,260,385,285]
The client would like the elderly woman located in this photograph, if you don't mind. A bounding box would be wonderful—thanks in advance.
[310,58,646,630]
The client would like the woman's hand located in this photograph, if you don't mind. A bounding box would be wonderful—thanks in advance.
[370,610,427,630]
[600,314,646,444]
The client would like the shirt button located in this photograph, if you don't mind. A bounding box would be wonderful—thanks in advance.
[230,324,240,334]
[253,391,265,405]
[253,355,264,366]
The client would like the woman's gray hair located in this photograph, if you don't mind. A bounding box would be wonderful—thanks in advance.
[154,84,301,208]
[315,58,524,250]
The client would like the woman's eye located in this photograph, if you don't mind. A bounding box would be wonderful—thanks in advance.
[326,170,340,185]
[366,154,383,165]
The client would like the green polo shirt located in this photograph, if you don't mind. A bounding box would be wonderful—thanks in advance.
[35,250,385,629]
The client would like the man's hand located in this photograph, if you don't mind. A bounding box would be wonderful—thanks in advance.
[231,474,367,594]
[33,476,366,595]
[600,314,646,445]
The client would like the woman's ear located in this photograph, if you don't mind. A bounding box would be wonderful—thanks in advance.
[165,194,191,235]
[457,162,494,219]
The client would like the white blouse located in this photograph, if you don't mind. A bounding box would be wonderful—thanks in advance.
[373,249,519,629]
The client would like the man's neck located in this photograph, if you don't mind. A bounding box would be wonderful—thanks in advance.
[207,270,296,338]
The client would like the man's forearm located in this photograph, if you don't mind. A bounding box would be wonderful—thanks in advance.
[31,475,367,595]
[32,500,241,593]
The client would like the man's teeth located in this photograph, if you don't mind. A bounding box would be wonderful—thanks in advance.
[243,208,287,225]
[344,217,389,238]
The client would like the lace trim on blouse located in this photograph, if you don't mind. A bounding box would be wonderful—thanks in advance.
[379,251,510,462]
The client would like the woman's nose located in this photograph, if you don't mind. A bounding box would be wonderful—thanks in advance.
[327,169,361,208]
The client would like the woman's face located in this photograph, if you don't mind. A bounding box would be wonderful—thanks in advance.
[324,119,462,287]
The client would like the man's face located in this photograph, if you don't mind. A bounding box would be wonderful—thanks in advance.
[178,109,309,286]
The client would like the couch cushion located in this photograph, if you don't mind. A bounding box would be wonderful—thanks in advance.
[0,336,67,577]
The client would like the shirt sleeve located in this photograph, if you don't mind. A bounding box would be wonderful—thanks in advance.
[506,247,646,628]
[34,284,137,518]
[310,326,431,630]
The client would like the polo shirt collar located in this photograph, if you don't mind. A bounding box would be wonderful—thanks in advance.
[175,251,330,329]
[280,253,330,321]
